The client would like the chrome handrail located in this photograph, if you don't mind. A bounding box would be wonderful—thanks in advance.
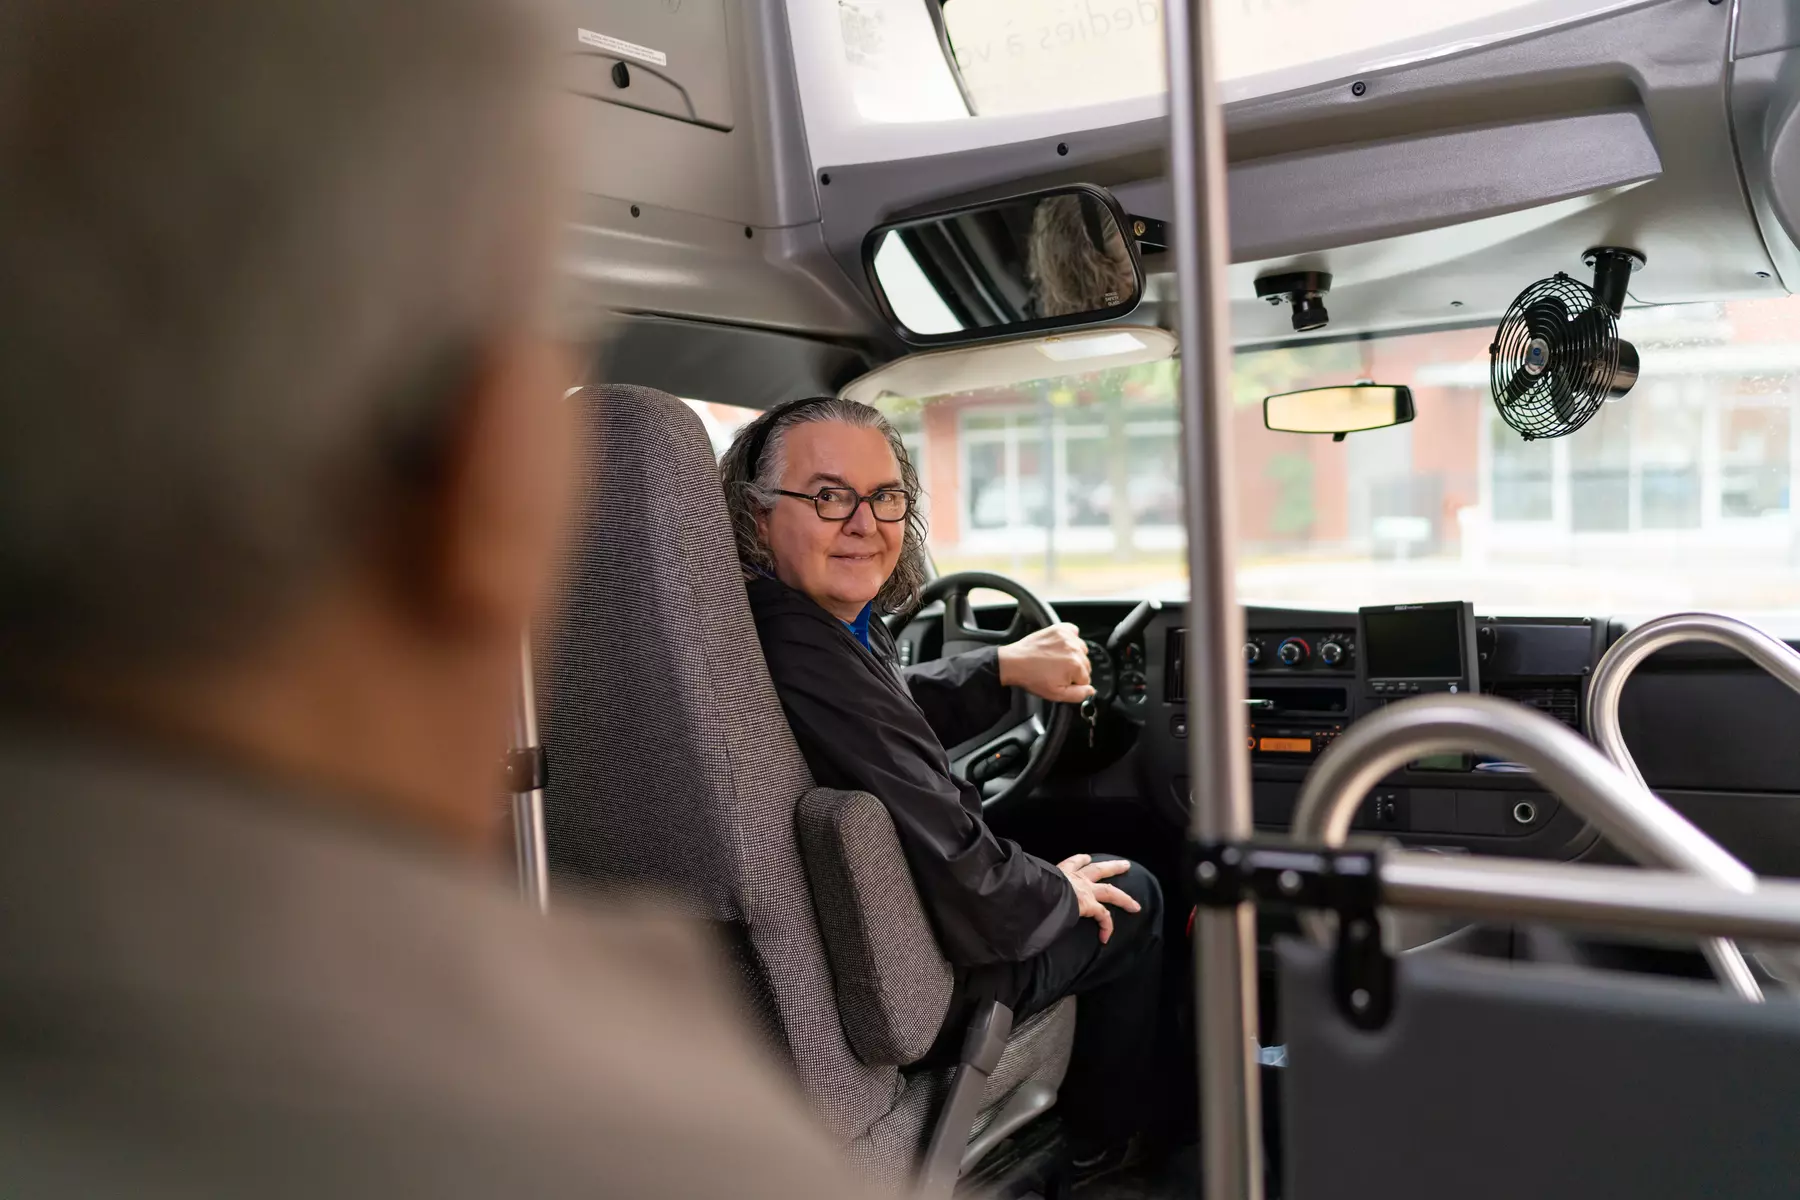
[1586,611,1800,991]
[1291,695,1763,1001]
[1587,612,1800,791]
[1383,852,1800,945]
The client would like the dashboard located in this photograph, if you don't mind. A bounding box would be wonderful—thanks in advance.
[899,595,1800,875]
[1136,603,1603,861]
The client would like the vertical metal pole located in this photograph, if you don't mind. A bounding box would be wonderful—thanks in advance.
[1165,2,1263,1198]
[511,632,550,913]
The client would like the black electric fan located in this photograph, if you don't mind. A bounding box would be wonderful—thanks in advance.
[1489,247,1643,440]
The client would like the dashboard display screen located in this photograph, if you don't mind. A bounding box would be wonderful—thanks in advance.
[1363,606,1464,680]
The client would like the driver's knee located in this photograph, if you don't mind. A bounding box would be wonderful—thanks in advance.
[1089,855,1163,954]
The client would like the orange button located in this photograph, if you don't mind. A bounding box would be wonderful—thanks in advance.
[1259,737,1313,754]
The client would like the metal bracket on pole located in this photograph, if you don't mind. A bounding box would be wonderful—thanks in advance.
[510,633,550,913]
[502,746,548,794]
[1332,899,1394,1032]
[1193,841,1395,1030]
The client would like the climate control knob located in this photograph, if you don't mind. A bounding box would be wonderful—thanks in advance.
[1320,640,1345,667]
[1244,642,1262,666]
[1277,638,1310,667]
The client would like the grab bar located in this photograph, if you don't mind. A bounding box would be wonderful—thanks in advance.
[1586,612,1800,991]
[1383,852,1800,946]
[1587,612,1800,792]
[1291,695,1763,1001]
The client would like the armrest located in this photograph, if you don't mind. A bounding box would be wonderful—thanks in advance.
[795,787,953,1066]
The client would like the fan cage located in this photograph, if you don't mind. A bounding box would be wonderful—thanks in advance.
[1488,272,1620,441]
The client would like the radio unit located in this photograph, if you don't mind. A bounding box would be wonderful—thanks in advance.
[1247,718,1345,761]
[1244,685,1347,760]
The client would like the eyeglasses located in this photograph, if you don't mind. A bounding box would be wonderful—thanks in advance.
[776,486,913,522]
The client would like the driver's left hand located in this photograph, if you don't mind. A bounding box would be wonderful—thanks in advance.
[997,622,1095,704]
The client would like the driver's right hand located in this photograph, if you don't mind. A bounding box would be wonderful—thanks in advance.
[1055,854,1141,943]
[998,622,1095,704]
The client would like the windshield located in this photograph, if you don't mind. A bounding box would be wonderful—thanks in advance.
[697,294,1800,618]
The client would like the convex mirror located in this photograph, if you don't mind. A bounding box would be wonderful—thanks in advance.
[863,184,1144,346]
[1264,383,1415,441]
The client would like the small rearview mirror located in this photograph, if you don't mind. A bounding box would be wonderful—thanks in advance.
[1264,384,1416,439]
[863,184,1144,346]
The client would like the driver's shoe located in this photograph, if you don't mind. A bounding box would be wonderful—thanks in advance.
[1069,1134,1147,1193]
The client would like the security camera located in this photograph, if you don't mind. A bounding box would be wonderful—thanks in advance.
[1255,271,1333,333]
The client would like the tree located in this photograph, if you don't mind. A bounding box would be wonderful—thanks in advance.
[1265,453,1317,537]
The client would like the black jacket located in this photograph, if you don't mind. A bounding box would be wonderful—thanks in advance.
[746,576,1078,968]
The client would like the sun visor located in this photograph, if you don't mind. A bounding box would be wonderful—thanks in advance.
[839,327,1177,405]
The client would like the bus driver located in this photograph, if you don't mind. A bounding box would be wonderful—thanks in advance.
[722,396,1164,1175]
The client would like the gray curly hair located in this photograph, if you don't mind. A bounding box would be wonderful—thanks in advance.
[719,397,929,615]
[1027,194,1138,318]
[0,0,559,675]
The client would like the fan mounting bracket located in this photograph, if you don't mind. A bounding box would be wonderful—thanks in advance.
[1582,247,1646,317]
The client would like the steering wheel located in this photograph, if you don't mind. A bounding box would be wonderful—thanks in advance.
[900,570,1076,816]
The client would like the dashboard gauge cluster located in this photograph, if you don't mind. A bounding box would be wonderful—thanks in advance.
[1117,642,1148,708]
[1082,638,1148,709]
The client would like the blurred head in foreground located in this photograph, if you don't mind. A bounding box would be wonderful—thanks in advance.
[0,0,574,845]
[0,9,908,1199]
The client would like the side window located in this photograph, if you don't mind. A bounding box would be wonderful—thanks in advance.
[871,361,1187,596]
[681,399,760,459]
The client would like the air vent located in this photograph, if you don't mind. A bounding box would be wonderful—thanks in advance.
[1488,682,1581,731]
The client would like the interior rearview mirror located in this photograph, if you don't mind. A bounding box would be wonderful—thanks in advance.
[1264,383,1416,441]
[863,184,1145,346]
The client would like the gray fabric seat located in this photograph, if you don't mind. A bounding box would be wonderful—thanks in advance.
[538,384,1074,1190]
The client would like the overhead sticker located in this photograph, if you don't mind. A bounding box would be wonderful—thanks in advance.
[577,28,668,68]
